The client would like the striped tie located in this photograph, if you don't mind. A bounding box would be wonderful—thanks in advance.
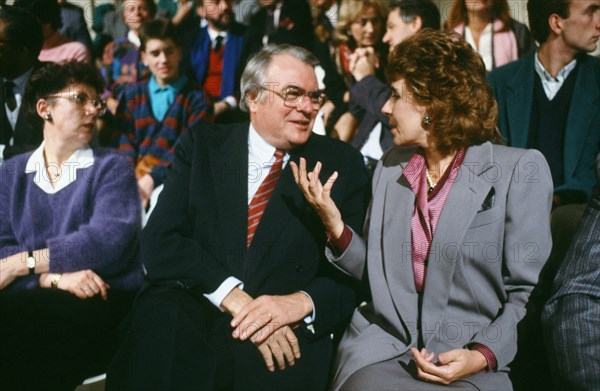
[247,149,285,248]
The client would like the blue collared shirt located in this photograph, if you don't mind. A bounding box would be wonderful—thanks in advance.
[534,52,577,101]
[148,74,188,121]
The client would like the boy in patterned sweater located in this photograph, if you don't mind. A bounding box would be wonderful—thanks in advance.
[111,19,213,208]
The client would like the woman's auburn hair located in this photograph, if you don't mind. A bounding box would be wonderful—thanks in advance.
[386,29,502,155]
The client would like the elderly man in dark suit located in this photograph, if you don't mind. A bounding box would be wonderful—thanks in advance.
[0,6,45,162]
[106,44,370,390]
[543,155,600,390]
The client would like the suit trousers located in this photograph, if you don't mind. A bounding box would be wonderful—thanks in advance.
[106,285,334,391]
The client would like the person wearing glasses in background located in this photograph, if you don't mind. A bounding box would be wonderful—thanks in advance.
[0,61,143,391]
[107,44,370,391]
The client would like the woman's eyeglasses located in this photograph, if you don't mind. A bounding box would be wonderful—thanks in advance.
[47,91,107,116]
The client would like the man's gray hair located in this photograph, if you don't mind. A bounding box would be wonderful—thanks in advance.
[240,44,320,112]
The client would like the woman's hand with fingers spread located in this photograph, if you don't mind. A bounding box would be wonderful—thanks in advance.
[290,158,345,238]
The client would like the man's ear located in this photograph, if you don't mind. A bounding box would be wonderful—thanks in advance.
[411,16,423,33]
[246,91,260,113]
[548,13,564,36]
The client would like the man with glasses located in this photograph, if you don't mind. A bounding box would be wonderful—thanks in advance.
[107,44,370,390]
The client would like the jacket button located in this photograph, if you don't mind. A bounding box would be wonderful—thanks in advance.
[295,264,304,272]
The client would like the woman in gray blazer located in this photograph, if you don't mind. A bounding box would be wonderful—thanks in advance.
[292,30,553,390]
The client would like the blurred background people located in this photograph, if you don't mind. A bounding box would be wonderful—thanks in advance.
[446,0,535,72]
[243,0,315,60]
[348,0,440,173]
[110,19,212,210]
[187,0,247,122]
[102,0,157,113]
[0,61,143,391]
[14,0,91,64]
[328,0,387,142]
[292,29,552,390]
[0,6,45,162]
[58,0,94,57]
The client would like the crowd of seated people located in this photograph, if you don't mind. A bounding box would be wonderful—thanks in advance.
[1,0,599,390]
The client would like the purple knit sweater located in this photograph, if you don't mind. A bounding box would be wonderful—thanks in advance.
[0,148,143,292]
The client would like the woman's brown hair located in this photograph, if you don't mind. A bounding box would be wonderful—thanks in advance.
[386,29,502,155]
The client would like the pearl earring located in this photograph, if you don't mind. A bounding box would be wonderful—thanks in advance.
[44,114,53,122]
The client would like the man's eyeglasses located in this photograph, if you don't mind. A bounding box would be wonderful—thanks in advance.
[263,86,326,110]
[47,91,107,116]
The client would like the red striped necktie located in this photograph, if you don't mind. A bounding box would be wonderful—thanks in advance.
[247,149,285,248]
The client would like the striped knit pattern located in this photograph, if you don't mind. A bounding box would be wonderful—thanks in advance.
[112,81,213,186]
[404,148,465,292]
[247,149,285,248]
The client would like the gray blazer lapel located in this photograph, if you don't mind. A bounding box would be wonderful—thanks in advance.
[421,143,494,346]
[564,56,600,180]
[380,164,419,334]
[506,56,535,148]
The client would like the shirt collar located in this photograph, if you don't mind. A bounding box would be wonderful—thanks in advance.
[248,123,289,166]
[127,30,141,47]
[207,26,228,43]
[25,142,95,194]
[149,74,188,94]
[534,51,577,83]
[326,3,338,28]
[6,67,34,95]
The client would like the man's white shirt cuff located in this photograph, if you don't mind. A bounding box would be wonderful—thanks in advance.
[204,276,244,310]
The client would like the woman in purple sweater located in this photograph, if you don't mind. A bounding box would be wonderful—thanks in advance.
[0,62,143,390]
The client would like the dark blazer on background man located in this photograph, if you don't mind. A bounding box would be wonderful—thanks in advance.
[349,75,393,153]
[107,122,370,390]
[188,22,246,101]
[243,0,315,61]
[487,52,600,200]
[59,1,93,54]
[328,142,553,390]
[0,63,45,160]
[542,157,600,390]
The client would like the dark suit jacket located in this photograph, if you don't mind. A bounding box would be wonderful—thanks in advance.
[349,75,393,152]
[488,53,600,200]
[142,122,370,340]
[243,0,315,62]
[542,157,600,390]
[60,2,93,54]
[0,63,45,160]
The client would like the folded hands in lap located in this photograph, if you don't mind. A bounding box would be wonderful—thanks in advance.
[411,347,487,385]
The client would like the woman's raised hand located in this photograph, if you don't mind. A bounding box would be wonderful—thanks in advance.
[290,158,345,238]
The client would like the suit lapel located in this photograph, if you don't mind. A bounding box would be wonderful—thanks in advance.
[421,143,494,347]
[381,163,420,331]
[564,56,600,180]
[210,123,248,270]
[506,55,535,148]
